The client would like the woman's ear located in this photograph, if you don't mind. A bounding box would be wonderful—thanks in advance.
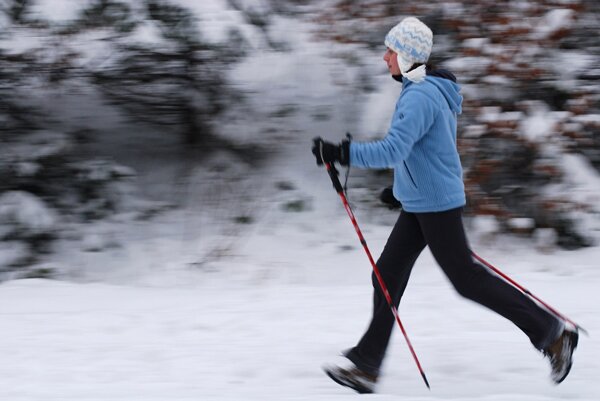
[396,53,413,75]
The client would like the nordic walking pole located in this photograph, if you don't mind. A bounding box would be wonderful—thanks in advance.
[470,251,588,336]
[323,161,431,389]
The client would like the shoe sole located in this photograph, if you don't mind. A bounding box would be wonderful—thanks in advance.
[324,367,374,394]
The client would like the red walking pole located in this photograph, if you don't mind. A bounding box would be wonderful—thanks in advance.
[471,251,588,335]
[323,162,431,389]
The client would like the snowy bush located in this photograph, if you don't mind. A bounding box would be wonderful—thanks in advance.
[0,0,276,278]
[78,0,242,147]
[0,191,57,270]
[0,127,141,276]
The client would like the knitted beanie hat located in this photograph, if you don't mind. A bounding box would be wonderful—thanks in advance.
[384,17,433,82]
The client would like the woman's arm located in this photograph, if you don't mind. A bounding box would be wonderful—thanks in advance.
[350,90,438,168]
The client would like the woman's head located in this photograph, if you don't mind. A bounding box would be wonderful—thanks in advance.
[383,17,433,80]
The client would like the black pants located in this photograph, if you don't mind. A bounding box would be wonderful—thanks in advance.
[346,208,561,376]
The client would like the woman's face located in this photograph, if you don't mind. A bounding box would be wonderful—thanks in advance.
[383,48,401,76]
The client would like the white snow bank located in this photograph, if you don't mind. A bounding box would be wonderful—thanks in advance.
[0,243,598,401]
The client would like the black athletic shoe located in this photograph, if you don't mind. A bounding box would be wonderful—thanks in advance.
[543,326,579,384]
[323,358,377,394]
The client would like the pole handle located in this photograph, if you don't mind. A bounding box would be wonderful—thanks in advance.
[325,162,344,193]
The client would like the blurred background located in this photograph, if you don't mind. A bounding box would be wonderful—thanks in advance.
[1,0,599,280]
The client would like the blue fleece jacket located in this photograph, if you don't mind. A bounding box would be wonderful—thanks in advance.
[350,74,465,213]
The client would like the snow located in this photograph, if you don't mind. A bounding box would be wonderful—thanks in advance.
[0,31,44,55]
[0,227,599,400]
[74,160,136,181]
[558,153,600,207]
[520,110,557,142]
[13,161,41,177]
[507,217,535,230]
[0,241,29,266]
[1,1,600,400]
[573,114,600,124]
[444,56,493,74]
[481,75,511,86]
[128,21,164,46]
[0,4,7,30]
[172,0,267,47]
[0,191,57,234]
[356,75,399,137]
[553,51,597,81]
[534,9,575,39]
[478,107,523,124]
[29,0,94,23]
[462,37,489,50]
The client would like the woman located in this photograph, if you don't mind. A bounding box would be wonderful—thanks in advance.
[312,17,577,394]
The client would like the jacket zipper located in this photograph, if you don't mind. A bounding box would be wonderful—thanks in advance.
[404,162,418,189]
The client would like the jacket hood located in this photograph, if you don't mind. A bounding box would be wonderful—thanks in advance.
[424,72,463,114]
[394,68,463,114]
[427,68,456,82]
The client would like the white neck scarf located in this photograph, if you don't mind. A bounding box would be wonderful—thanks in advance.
[397,54,427,83]
[403,64,427,83]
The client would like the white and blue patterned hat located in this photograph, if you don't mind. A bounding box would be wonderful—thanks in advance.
[384,17,433,72]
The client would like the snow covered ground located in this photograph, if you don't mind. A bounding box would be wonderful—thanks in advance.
[1,223,598,400]
[1,1,599,400]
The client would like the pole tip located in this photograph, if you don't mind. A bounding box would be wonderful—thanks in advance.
[422,372,431,390]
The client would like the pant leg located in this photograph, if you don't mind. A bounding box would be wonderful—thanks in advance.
[346,211,427,376]
[415,208,562,350]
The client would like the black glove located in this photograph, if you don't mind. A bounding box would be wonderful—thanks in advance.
[380,186,402,209]
[311,137,350,166]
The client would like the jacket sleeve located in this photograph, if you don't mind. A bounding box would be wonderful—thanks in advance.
[349,89,438,168]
